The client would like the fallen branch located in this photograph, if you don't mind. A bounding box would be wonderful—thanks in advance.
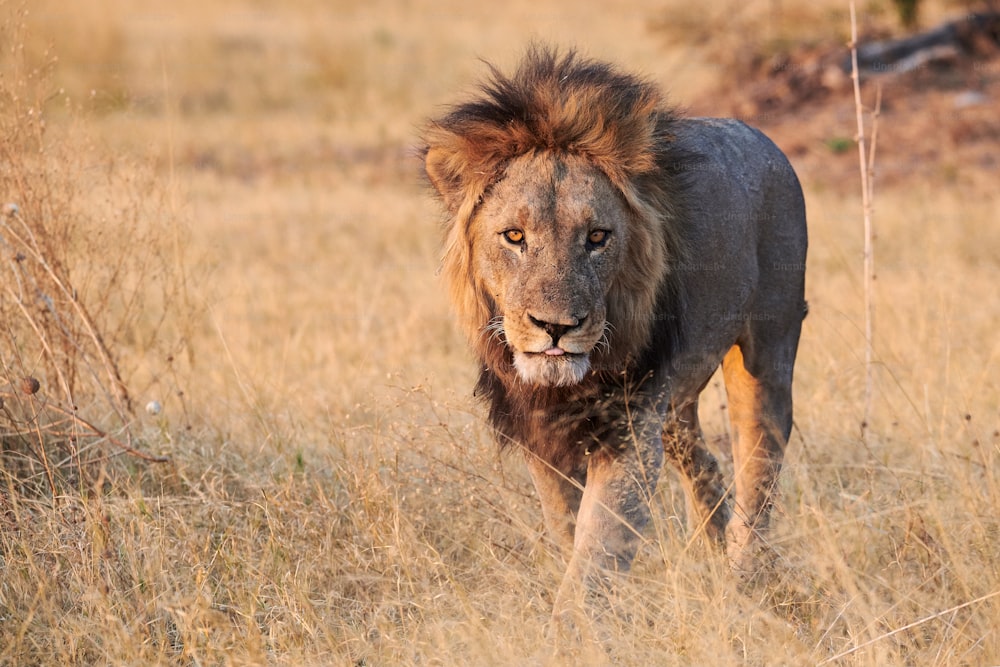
[853,11,1000,73]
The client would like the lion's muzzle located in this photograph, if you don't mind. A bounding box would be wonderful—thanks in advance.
[506,311,604,386]
[527,313,586,350]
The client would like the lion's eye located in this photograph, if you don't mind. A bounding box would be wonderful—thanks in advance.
[587,229,610,249]
[502,229,525,245]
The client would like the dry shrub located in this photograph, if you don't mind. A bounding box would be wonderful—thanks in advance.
[0,11,178,497]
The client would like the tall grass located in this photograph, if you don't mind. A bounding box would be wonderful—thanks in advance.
[0,11,176,497]
[0,0,998,664]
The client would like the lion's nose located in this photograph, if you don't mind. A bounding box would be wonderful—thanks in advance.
[528,314,586,346]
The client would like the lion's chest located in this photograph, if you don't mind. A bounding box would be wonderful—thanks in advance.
[483,372,658,471]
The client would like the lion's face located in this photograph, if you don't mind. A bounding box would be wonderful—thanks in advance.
[472,152,629,387]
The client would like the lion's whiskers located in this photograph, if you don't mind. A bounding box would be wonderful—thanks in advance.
[482,316,507,346]
[593,321,614,355]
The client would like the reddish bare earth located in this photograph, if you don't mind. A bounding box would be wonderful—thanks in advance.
[691,17,1000,191]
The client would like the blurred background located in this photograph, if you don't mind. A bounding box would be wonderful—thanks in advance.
[1,0,998,664]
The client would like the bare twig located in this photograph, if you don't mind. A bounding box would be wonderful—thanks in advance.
[0,390,170,466]
[45,402,170,463]
[868,86,882,191]
[3,209,134,416]
[850,2,879,441]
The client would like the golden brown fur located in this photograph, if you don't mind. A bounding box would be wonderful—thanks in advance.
[423,46,689,380]
[423,45,808,626]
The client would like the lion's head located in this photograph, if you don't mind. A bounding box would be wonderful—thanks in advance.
[423,47,688,388]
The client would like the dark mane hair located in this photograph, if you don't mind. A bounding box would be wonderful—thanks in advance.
[422,45,691,220]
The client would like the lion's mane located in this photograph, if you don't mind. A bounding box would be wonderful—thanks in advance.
[423,46,695,461]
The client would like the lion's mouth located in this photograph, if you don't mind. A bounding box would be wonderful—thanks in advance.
[523,344,592,360]
[513,349,591,386]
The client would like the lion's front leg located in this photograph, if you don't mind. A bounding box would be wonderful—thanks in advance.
[551,429,663,622]
[526,454,584,557]
[664,402,731,549]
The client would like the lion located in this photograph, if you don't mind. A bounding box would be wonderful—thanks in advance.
[422,46,807,619]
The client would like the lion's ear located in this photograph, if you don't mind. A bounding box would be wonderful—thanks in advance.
[424,145,468,214]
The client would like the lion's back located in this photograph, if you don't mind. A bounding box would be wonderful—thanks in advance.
[654,118,807,398]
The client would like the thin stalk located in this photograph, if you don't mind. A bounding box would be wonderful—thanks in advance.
[850,2,878,440]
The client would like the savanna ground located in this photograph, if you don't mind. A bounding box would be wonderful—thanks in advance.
[1,0,998,664]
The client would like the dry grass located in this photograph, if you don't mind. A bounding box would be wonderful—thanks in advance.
[1,0,998,664]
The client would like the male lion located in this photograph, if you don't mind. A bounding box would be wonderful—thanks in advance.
[422,47,807,617]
